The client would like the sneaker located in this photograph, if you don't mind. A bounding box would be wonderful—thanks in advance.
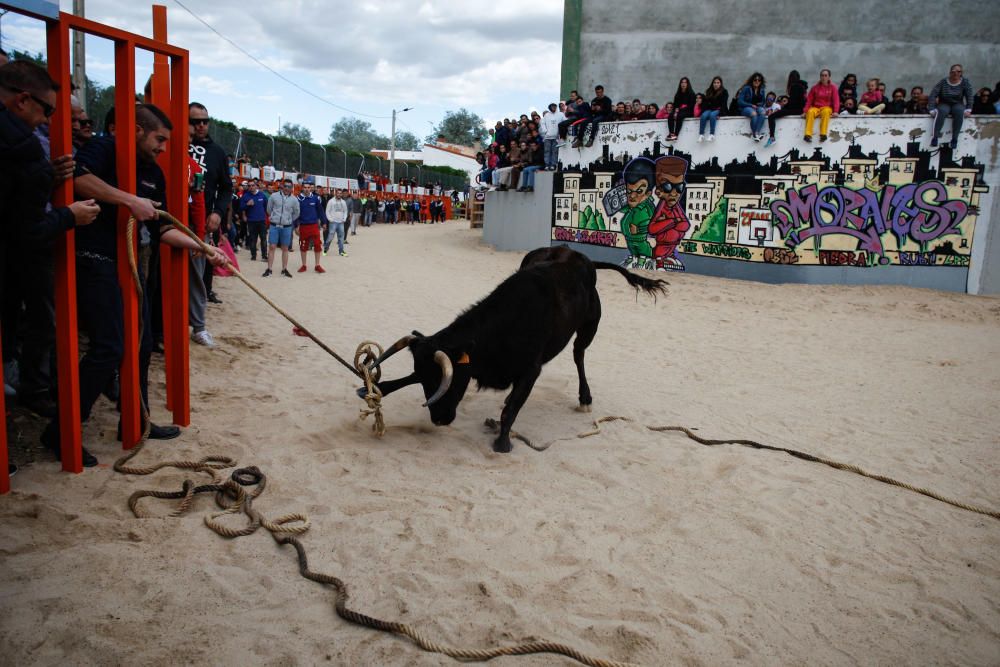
[191,330,215,347]
[262,268,272,277]
[752,134,761,142]
[339,251,348,257]
[297,265,308,273]
[820,134,828,142]
[765,136,775,147]
[8,463,17,477]
[931,136,939,147]
[804,135,812,143]
[323,250,328,256]
[708,134,715,142]
[697,135,704,143]
[281,269,293,278]
[315,265,326,273]
[207,292,222,304]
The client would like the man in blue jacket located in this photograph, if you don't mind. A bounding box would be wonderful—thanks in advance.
[295,178,327,273]
[240,180,268,262]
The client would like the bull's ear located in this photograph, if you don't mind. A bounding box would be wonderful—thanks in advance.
[411,330,425,338]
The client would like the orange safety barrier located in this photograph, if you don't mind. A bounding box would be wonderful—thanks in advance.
[1,3,190,487]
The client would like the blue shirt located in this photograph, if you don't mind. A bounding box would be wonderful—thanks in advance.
[296,193,327,225]
[240,190,268,222]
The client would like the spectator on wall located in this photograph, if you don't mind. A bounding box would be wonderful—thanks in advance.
[766,70,807,146]
[840,97,858,115]
[858,78,886,114]
[929,64,974,148]
[698,76,728,142]
[643,102,658,119]
[557,91,582,140]
[839,73,858,104]
[905,86,925,114]
[540,103,564,171]
[613,101,628,121]
[992,82,1000,113]
[666,77,696,141]
[804,68,839,142]
[737,72,768,142]
[573,85,613,149]
[972,87,994,114]
[885,88,907,114]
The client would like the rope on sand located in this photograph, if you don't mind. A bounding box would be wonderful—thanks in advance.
[575,416,1000,521]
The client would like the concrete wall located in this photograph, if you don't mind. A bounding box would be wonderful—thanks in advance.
[562,0,1000,105]
[480,114,1000,294]
[482,172,555,252]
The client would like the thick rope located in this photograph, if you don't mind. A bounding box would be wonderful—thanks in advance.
[116,214,630,666]
[575,416,1000,521]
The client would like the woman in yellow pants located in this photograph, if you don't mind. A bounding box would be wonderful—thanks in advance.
[804,69,840,142]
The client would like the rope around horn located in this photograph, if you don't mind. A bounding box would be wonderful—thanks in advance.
[116,213,632,666]
[574,416,1000,521]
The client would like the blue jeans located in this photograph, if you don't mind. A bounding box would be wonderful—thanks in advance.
[933,102,966,143]
[324,222,345,253]
[742,106,766,134]
[699,110,720,135]
[268,224,293,247]
[543,138,559,169]
[519,166,541,189]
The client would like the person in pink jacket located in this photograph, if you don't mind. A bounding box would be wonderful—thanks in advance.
[804,68,840,142]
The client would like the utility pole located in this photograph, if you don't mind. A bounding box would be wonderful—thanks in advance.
[72,0,87,110]
[389,107,412,186]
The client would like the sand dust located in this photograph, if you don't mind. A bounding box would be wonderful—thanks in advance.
[2,221,999,666]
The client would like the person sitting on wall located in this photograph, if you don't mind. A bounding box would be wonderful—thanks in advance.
[737,72,768,142]
[666,77,696,142]
[972,87,995,114]
[905,86,926,114]
[648,156,691,272]
[858,78,886,114]
[840,97,858,115]
[573,85,613,149]
[839,73,858,105]
[804,69,839,143]
[766,70,807,147]
[885,88,907,114]
[928,64,974,149]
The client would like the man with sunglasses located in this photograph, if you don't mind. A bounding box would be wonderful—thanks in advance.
[1,61,100,438]
[70,95,94,153]
[188,103,232,304]
[649,156,691,271]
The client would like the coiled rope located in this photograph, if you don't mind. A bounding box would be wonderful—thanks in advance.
[116,212,634,666]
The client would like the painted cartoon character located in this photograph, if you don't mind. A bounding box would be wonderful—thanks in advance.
[648,156,691,271]
[618,157,656,269]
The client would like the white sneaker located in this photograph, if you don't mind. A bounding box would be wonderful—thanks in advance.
[708,135,715,142]
[191,330,215,347]
[698,135,704,143]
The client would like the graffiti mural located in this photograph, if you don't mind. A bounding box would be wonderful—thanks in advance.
[551,136,987,272]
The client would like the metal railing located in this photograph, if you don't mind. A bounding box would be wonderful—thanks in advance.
[210,123,469,191]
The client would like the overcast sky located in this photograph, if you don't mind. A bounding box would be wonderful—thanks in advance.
[2,0,564,143]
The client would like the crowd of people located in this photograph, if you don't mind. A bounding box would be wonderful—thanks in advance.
[0,54,456,474]
[476,64,998,185]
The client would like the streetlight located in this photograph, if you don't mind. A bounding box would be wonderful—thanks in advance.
[269,135,275,170]
[415,164,422,188]
[294,139,302,175]
[390,107,412,187]
[321,145,327,177]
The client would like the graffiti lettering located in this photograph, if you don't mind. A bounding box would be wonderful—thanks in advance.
[818,250,873,267]
[700,243,752,260]
[942,254,970,266]
[898,252,937,266]
[681,241,698,253]
[553,227,618,247]
[770,182,969,254]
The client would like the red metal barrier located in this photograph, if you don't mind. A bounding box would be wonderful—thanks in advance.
[0,4,190,486]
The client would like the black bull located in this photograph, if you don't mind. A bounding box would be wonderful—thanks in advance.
[362,246,667,452]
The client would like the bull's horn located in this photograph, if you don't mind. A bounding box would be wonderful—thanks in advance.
[422,351,453,407]
[369,335,416,370]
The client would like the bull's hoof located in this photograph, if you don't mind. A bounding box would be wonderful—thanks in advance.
[492,436,513,453]
[575,403,592,413]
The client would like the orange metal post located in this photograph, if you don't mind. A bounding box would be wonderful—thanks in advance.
[167,38,191,426]
[47,17,83,473]
[114,41,142,449]
[150,5,174,413]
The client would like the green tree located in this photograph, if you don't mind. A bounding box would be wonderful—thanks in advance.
[279,122,312,142]
[692,196,728,243]
[392,130,420,151]
[328,117,383,152]
[428,108,487,147]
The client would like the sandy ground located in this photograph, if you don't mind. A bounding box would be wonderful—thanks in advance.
[2,220,1000,666]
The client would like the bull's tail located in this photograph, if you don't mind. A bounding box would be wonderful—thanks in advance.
[593,262,668,298]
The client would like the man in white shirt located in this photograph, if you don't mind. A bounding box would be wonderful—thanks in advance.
[324,189,349,257]
[540,103,565,170]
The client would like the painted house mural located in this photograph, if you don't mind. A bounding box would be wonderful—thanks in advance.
[552,134,987,276]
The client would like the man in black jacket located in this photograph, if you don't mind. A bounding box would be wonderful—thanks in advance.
[188,102,232,306]
[0,61,99,472]
[574,85,614,148]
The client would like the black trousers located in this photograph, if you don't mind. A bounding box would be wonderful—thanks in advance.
[246,221,267,259]
[768,106,802,138]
